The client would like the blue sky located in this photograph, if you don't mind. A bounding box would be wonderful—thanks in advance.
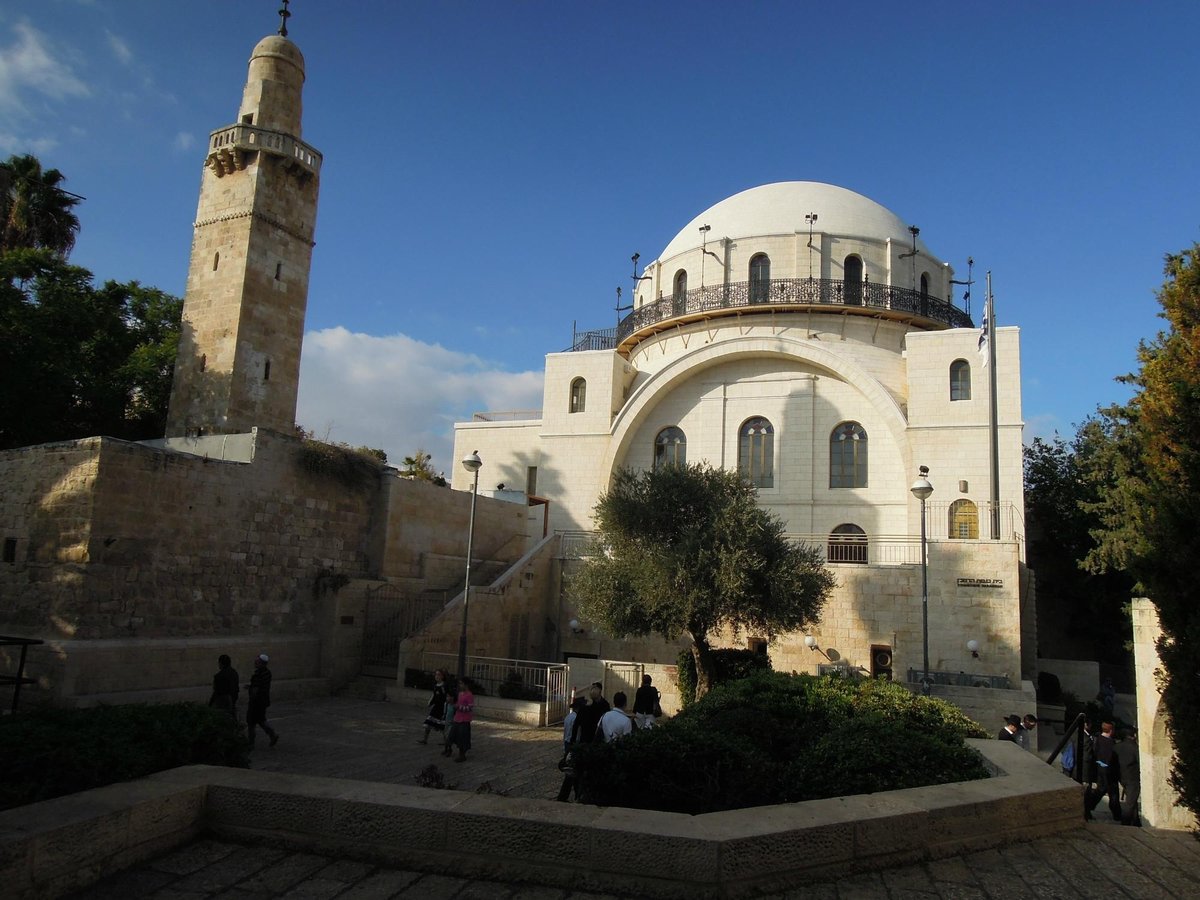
[3,1,1197,473]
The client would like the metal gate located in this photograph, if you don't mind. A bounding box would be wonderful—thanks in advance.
[604,661,643,706]
[361,585,446,678]
[544,664,570,725]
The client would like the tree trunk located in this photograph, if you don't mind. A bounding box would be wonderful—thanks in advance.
[690,632,713,702]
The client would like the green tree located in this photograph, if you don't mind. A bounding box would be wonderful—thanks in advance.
[0,154,81,257]
[1084,244,1200,821]
[0,249,182,448]
[1023,432,1133,664]
[401,449,436,480]
[570,463,835,700]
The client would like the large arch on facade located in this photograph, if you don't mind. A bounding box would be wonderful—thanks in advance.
[599,335,913,483]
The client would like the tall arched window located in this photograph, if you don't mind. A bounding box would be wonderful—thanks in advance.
[829,422,868,488]
[920,272,930,296]
[949,499,979,539]
[749,253,770,303]
[653,426,686,470]
[950,359,972,401]
[843,255,863,306]
[828,523,868,564]
[738,417,774,488]
[569,377,586,414]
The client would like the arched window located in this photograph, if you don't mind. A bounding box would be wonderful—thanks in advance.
[949,499,979,539]
[569,377,586,414]
[843,255,863,306]
[829,422,868,488]
[738,417,774,488]
[828,524,867,564]
[920,272,930,296]
[749,253,770,303]
[950,359,972,401]
[653,426,686,470]
[673,269,688,301]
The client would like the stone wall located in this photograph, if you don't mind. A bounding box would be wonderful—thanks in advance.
[0,429,530,703]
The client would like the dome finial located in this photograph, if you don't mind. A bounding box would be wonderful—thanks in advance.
[277,0,291,37]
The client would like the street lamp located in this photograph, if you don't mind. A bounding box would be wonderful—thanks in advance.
[457,450,482,681]
[910,465,933,696]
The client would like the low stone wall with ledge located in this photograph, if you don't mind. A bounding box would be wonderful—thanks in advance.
[0,740,1081,899]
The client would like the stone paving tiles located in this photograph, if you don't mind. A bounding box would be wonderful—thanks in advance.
[64,696,1200,899]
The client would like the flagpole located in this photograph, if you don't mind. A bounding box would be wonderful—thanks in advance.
[987,273,1000,540]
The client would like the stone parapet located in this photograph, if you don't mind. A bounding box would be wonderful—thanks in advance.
[0,740,1081,899]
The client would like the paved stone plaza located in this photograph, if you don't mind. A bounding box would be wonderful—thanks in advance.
[69,696,1200,899]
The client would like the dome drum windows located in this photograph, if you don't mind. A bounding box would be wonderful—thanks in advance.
[569,377,586,414]
[843,255,863,306]
[673,269,688,316]
[749,254,770,304]
[829,422,867,488]
[950,359,971,401]
[653,426,686,470]
[828,524,867,564]
[738,417,774,488]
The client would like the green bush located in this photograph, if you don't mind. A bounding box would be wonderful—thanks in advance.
[573,671,989,814]
[675,647,772,709]
[0,703,249,811]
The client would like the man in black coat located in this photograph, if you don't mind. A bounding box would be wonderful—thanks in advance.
[208,654,239,720]
[246,653,279,749]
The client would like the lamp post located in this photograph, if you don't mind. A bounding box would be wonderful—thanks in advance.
[457,450,482,681]
[910,466,933,695]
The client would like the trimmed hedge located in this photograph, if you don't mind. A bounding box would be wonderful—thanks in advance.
[573,671,989,814]
[0,703,249,811]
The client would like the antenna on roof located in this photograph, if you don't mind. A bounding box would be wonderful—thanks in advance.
[278,0,291,37]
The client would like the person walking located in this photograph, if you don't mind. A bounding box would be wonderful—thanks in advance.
[417,669,448,744]
[998,715,1021,742]
[555,696,589,802]
[208,654,239,720]
[633,674,660,730]
[1113,727,1141,826]
[573,682,610,745]
[1019,714,1038,752]
[446,678,475,762]
[246,653,278,749]
[1090,721,1122,821]
[599,691,634,743]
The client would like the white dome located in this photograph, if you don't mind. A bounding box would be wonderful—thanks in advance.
[657,182,929,261]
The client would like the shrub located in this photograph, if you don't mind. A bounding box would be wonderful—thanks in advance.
[573,671,988,814]
[675,647,772,709]
[0,703,249,811]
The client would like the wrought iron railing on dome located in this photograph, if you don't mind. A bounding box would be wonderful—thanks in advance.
[567,278,973,351]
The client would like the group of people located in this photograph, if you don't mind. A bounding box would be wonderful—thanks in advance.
[417,669,476,762]
[555,675,661,802]
[207,652,278,749]
[998,709,1141,825]
[1070,720,1141,826]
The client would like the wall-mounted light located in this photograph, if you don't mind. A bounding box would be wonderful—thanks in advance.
[804,635,819,651]
[569,619,586,635]
[967,639,980,658]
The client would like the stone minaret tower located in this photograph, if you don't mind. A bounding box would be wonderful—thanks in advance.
[166,20,321,437]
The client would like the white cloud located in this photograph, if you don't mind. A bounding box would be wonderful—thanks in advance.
[105,30,132,66]
[0,22,89,114]
[0,132,56,154]
[174,131,195,151]
[296,327,543,474]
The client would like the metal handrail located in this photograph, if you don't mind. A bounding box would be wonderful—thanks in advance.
[906,668,1011,690]
[616,277,973,343]
[1,635,44,713]
[1048,712,1088,783]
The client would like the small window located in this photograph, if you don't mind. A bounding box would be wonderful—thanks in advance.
[569,377,586,413]
[653,426,687,470]
[242,113,254,125]
[920,272,930,296]
[212,251,219,271]
[828,524,867,564]
[748,637,768,656]
[950,359,971,401]
[527,466,538,496]
[749,253,770,303]
[738,417,774,488]
[949,499,979,539]
[3,537,16,564]
[199,354,207,372]
[843,255,863,306]
[264,359,271,381]
[830,422,868,488]
[275,262,282,281]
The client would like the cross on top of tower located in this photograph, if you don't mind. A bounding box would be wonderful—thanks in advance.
[278,0,291,37]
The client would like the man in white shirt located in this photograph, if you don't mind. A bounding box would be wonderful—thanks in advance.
[599,691,633,743]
